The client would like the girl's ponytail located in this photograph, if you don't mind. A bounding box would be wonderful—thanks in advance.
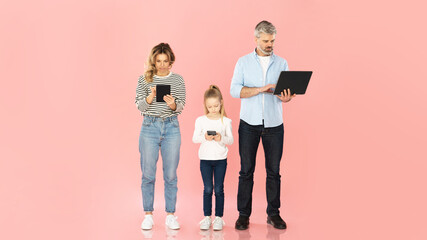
[204,85,227,121]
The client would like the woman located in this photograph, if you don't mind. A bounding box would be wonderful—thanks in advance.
[135,43,186,230]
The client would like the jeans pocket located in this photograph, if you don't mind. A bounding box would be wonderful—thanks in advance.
[172,119,180,128]
[142,118,152,127]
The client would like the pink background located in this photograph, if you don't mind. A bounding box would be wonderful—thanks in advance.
[1,0,426,239]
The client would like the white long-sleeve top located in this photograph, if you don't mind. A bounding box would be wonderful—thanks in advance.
[192,115,234,160]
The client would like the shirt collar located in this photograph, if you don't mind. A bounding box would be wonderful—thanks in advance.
[154,71,173,78]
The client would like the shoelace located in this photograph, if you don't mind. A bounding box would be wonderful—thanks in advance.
[199,216,211,224]
[143,216,153,224]
[212,217,225,225]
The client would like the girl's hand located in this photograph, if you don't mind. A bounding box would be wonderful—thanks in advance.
[214,132,221,142]
[164,94,177,110]
[205,132,215,141]
[146,86,156,104]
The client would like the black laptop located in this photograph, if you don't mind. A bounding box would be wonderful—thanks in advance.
[273,71,312,95]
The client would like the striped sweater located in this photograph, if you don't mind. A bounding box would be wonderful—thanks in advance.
[135,72,186,118]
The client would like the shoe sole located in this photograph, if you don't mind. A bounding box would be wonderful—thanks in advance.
[167,227,180,230]
[235,225,248,230]
[166,224,180,230]
[141,224,153,230]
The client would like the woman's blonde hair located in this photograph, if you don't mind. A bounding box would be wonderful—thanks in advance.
[144,43,175,82]
[204,85,227,121]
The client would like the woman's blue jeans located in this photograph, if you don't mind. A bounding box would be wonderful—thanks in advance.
[139,115,181,213]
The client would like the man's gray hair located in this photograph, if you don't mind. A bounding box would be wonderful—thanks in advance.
[254,20,277,38]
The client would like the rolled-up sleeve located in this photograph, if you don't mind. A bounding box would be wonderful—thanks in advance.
[174,75,186,113]
[135,76,149,112]
[230,59,244,98]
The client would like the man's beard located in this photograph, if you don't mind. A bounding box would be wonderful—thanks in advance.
[257,45,273,56]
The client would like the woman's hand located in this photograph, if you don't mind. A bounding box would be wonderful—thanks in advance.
[146,86,156,104]
[164,95,177,110]
[214,132,222,142]
[205,132,215,141]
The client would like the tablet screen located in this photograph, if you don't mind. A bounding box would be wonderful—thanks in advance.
[156,84,171,102]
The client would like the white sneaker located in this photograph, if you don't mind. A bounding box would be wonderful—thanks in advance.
[199,216,212,230]
[212,216,224,231]
[141,215,154,230]
[165,215,180,230]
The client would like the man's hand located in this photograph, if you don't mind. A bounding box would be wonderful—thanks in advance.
[258,84,276,94]
[164,95,176,110]
[276,88,296,103]
[240,84,276,98]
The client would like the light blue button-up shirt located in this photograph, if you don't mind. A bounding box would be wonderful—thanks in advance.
[230,50,289,128]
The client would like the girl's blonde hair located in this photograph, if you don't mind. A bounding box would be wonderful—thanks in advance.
[204,85,227,121]
[144,43,175,82]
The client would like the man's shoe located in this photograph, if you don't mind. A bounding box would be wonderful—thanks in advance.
[235,216,249,230]
[267,215,287,229]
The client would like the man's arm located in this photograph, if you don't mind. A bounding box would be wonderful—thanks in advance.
[230,59,276,98]
[230,60,245,98]
[239,84,276,98]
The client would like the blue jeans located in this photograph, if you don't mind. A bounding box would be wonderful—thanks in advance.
[237,119,284,217]
[139,115,181,213]
[200,159,227,217]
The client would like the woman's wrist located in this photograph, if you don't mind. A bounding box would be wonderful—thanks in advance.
[146,95,154,104]
[169,101,177,111]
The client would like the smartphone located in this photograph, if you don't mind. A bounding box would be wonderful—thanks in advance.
[207,131,216,136]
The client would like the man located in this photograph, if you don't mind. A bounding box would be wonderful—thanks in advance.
[230,20,295,230]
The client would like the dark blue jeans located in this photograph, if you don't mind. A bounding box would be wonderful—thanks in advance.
[200,159,227,217]
[237,120,284,217]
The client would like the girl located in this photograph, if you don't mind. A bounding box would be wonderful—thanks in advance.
[192,85,233,230]
[135,43,186,230]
